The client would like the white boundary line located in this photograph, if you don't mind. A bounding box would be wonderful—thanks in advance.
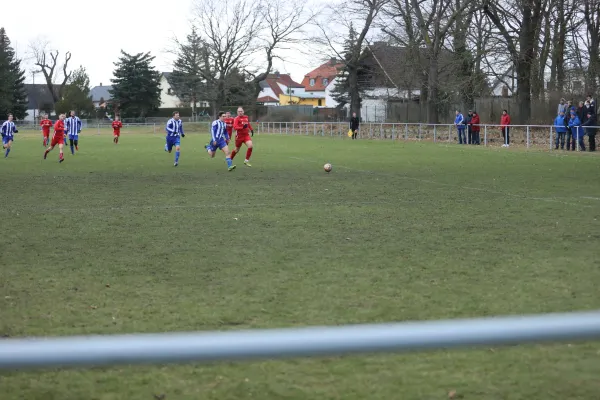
[289,156,596,208]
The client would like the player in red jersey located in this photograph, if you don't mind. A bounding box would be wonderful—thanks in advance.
[112,116,123,144]
[224,111,234,144]
[43,113,66,163]
[231,107,254,166]
[40,114,52,147]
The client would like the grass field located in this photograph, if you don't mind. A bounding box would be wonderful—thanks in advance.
[1,129,600,400]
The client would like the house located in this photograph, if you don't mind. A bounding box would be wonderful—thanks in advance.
[256,72,307,106]
[23,84,57,121]
[490,67,516,97]
[301,58,344,107]
[160,72,209,109]
[279,91,327,107]
[90,83,113,108]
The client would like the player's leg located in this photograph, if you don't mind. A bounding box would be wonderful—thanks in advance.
[43,144,54,159]
[58,142,65,162]
[69,137,75,154]
[174,141,181,166]
[74,136,79,151]
[243,139,253,166]
[221,143,235,171]
[4,139,12,157]
[231,136,243,160]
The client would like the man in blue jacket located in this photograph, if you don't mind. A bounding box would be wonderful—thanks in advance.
[554,111,567,150]
[568,110,584,151]
[454,110,465,144]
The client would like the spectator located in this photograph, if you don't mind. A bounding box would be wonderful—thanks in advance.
[454,110,466,144]
[582,111,597,152]
[349,112,359,140]
[568,110,584,151]
[471,111,481,145]
[465,110,473,144]
[554,110,567,150]
[585,99,595,120]
[577,101,586,124]
[500,109,511,147]
[586,94,595,113]
[557,98,567,115]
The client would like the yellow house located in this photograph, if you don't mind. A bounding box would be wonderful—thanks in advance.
[279,91,326,107]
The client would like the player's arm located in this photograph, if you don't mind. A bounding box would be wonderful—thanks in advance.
[166,120,174,134]
[210,122,218,144]
[77,118,81,133]
[180,123,185,137]
[248,120,254,136]
[1,123,5,137]
[233,117,243,131]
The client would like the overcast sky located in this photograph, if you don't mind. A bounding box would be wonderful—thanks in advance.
[3,0,326,88]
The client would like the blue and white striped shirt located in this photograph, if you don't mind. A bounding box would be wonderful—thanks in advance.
[1,121,17,138]
[166,118,184,136]
[211,120,228,142]
[65,116,82,136]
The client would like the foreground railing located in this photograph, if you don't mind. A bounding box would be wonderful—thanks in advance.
[1,310,599,370]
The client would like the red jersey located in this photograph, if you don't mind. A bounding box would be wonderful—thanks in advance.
[40,119,52,135]
[112,120,123,134]
[233,115,253,136]
[224,117,234,136]
[500,114,511,129]
[53,120,65,137]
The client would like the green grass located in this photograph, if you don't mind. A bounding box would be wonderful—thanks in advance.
[1,130,600,400]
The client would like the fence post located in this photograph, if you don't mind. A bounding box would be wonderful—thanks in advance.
[97,123,100,135]
[549,125,553,150]
[405,123,408,140]
[448,125,451,142]
[392,124,395,140]
[526,126,530,148]
[433,125,437,142]
[418,124,422,140]
[484,125,488,146]
[314,123,316,136]
[286,122,288,135]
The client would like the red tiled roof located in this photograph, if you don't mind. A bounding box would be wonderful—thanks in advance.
[301,59,344,91]
[257,95,279,103]
[261,73,304,99]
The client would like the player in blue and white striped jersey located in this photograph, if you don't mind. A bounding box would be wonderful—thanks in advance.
[205,111,236,171]
[1,114,18,158]
[164,111,185,166]
[65,110,82,154]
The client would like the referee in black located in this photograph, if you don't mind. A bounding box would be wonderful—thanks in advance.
[350,112,360,140]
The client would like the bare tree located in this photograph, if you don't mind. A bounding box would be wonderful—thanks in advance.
[483,0,548,123]
[29,39,72,109]
[548,0,580,97]
[191,0,262,114]
[314,0,389,116]
[410,0,474,122]
[247,0,317,102]
[582,0,600,94]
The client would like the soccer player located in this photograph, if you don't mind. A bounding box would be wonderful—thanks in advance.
[205,111,236,171]
[224,111,235,145]
[165,111,185,166]
[65,110,82,154]
[1,114,18,158]
[40,114,53,147]
[231,107,254,167]
[44,113,66,163]
[112,116,123,144]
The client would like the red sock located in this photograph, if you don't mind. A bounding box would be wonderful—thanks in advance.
[245,148,253,160]
[231,149,237,160]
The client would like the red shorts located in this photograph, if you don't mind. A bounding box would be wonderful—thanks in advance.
[43,132,50,138]
[113,132,120,136]
[50,134,64,147]
[235,134,251,148]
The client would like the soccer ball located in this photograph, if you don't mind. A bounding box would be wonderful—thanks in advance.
[324,163,332,172]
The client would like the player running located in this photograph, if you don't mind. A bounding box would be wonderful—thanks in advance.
[205,111,236,171]
[1,114,18,158]
[164,111,185,166]
[224,111,234,145]
[65,110,82,154]
[43,113,66,163]
[112,116,123,144]
[40,114,53,147]
[231,107,254,167]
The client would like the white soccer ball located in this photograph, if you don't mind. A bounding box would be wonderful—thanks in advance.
[324,163,332,172]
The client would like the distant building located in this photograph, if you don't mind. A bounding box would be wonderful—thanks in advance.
[301,58,344,107]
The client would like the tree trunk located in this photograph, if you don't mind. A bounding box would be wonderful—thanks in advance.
[348,65,361,116]
[426,53,439,123]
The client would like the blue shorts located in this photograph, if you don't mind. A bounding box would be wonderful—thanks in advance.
[68,134,79,140]
[207,139,228,152]
[2,136,13,144]
[166,136,181,150]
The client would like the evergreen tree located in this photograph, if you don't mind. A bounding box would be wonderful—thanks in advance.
[55,66,95,117]
[109,51,161,118]
[171,27,209,116]
[330,23,357,109]
[0,28,28,119]
[224,68,255,108]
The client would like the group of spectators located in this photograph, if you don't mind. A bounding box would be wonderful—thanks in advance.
[554,94,597,151]
[452,94,598,151]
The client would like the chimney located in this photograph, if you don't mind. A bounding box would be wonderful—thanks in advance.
[100,83,102,87]
[329,58,336,65]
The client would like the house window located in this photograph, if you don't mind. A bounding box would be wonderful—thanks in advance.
[318,99,322,106]
[309,78,315,87]
[322,78,328,86]
[167,88,172,95]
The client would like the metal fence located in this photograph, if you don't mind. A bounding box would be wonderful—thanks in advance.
[8,121,598,152]
[1,310,599,370]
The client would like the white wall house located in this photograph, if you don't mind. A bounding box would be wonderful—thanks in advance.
[160,73,182,108]
[324,77,339,108]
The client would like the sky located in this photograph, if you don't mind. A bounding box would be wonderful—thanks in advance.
[3,0,327,88]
